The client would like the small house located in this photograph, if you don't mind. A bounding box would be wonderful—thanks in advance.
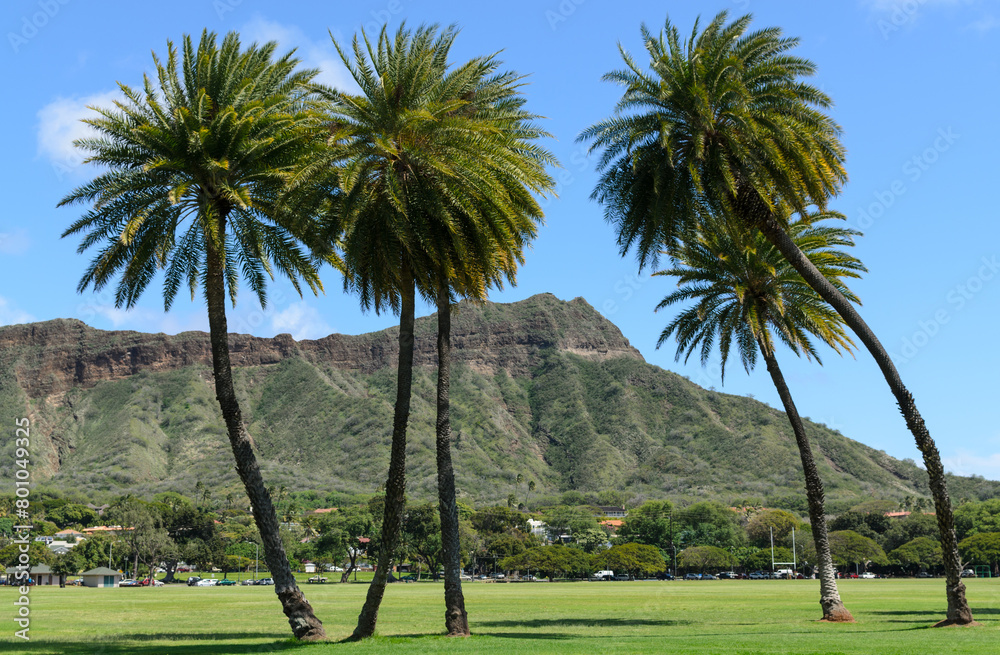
[4,565,55,586]
[80,567,122,588]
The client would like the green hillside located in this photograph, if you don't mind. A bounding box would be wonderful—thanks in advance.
[0,294,996,510]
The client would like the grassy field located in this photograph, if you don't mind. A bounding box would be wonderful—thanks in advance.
[1,578,997,654]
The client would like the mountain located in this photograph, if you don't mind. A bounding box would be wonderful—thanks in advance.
[0,293,996,509]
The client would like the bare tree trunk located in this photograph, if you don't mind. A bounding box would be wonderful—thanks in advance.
[756,337,853,622]
[739,188,973,625]
[434,282,471,636]
[204,234,326,641]
[353,268,416,639]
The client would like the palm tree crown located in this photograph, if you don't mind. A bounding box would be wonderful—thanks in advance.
[60,30,330,310]
[655,214,864,380]
[579,10,845,267]
[315,23,555,312]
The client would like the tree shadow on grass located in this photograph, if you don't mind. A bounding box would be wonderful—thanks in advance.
[32,634,305,655]
[477,617,692,629]
[872,608,1000,617]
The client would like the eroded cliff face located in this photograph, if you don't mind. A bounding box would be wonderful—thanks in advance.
[0,293,642,400]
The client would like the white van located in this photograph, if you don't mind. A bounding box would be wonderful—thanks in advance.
[593,570,614,580]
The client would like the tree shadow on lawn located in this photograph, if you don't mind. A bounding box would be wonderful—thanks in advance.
[872,608,1000,618]
[865,608,998,626]
[477,617,692,629]
[34,633,305,654]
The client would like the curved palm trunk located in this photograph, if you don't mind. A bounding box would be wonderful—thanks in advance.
[353,268,416,639]
[204,238,325,641]
[756,337,853,622]
[434,281,471,636]
[739,189,973,625]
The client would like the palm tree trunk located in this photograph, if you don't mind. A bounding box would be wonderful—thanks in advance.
[353,266,417,639]
[755,337,853,622]
[434,281,471,637]
[739,188,973,625]
[204,237,326,641]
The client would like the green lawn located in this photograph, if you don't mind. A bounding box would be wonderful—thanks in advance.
[1,578,997,654]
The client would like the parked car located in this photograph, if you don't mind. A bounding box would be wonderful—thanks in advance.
[748,571,769,580]
[916,572,934,578]
[658,572,675,581]
[614,574,631,581]
[257,578,274,586]
[119,579,139,587]
[683,573,702,580]
[240,579,256,585]
[716,571,738,579]
[701,573,717,580]
[217,579,236,586]
[195,578,217,586]
[490,573,506,580]
[140,578,165,587]
[186,576,202,586]
[306,576,328,584]
[460,573,473,581]
[961,569,976,578]
[859,572,876,579]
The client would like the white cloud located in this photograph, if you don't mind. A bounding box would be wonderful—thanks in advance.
[36,90,120,179]
[240,17,358,92]
[269,301,332,340]
[0,297,35,327]
[967,15,1000,31]
[944,448,1000,480]
[0,228,31,255]
[865,0,962,10]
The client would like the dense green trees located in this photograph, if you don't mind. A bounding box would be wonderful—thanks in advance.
[747,510,803,549]
[958,533,1000,576]
[500,544,592,580]
[678,546,737,572]
[593,544,665,577]
[827,531,889,570]
[889,537,942,574]
[675,502,745,551]
[46,504,98,529]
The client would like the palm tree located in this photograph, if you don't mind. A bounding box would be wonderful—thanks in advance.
[421,56,555,638]
[579,11,972,624]
[655,214,860,621]
[59,31,328,640]
[312,24,463,639]
[316,23,555,638]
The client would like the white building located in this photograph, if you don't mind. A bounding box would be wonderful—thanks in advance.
[80,567,121,588]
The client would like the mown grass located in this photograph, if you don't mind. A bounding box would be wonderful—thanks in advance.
[1,578,997,654]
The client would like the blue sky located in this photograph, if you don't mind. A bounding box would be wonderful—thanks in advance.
[2,0,999,481]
